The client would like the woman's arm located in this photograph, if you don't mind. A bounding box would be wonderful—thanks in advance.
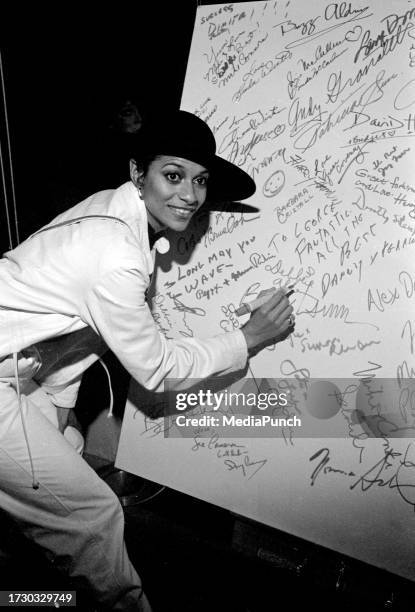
[80,263,292,392]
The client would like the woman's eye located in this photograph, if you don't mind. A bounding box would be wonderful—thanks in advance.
[166,173,181,183]
[195,176,208,186]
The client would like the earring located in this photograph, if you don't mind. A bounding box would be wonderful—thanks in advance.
[138,184,144,200]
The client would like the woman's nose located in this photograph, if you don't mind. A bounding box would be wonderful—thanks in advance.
[179,181,197,204]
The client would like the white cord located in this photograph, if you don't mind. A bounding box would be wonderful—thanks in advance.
[12,352,39,489]
[0,52,20,248]
[99,358,114,418]
[0,49,20,248]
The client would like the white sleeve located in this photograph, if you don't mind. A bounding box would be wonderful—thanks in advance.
[80,263,248,392]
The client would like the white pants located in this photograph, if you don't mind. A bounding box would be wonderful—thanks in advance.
[0,353,150,611]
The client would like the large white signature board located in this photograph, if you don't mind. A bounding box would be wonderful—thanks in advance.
[117,1,415,581]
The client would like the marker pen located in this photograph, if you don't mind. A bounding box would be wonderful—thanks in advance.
[235,286,295,317]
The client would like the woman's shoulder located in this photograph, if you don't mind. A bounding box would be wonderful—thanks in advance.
[17,184,150,279]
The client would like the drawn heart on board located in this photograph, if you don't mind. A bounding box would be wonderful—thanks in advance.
[345,25,362,42]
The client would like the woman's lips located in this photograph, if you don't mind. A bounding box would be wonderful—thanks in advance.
[168,205,196,219]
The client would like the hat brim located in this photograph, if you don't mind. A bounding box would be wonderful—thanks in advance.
[206,155,256,205]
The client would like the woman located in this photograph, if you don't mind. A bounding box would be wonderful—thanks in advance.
[0,110,294,611]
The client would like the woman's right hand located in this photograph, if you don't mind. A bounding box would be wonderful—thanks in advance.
[240,288,294,356]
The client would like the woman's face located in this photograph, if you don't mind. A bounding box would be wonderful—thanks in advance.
[132,156,209,232]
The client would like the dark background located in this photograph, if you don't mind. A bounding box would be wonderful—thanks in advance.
[0,1,199,244]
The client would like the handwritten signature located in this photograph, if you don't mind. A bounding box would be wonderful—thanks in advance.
[310,445,415,511]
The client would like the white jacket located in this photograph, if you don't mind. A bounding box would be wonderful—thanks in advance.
[0,182,247,407]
